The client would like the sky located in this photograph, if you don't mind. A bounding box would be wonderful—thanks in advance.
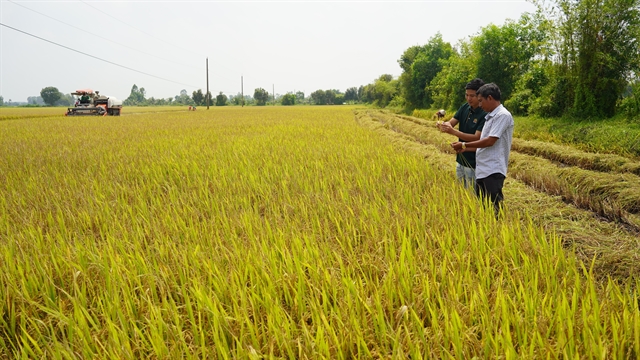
[1,0,536,102]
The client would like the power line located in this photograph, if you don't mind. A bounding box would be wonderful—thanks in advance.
[80,0,206,58]
[0,22,201,88]
[7,0,203,72]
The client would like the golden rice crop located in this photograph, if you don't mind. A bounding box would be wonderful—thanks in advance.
[0,106,69,120]
[1,106,639,358]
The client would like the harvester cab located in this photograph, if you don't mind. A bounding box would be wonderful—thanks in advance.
[66,89,123,116]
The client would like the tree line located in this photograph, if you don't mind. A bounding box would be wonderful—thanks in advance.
[355,0,640,119]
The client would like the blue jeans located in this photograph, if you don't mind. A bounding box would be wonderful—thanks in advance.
[456,163,476,189]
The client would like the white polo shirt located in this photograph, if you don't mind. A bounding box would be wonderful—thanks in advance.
[475,104,514,179]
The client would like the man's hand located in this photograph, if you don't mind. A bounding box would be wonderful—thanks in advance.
[451,141,465,153]
[439,122,455,134]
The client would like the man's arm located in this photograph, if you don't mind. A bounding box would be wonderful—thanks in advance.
[440,125,481,141]
[451,136,498,152]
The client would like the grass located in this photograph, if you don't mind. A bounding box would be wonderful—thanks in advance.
[511,115,640,159]
[511,138,640,175]
[1,106,639,358]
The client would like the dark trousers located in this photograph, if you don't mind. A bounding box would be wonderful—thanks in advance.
[475,173,506,217]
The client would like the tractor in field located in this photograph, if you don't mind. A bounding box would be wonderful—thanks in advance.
[66,89,122,116]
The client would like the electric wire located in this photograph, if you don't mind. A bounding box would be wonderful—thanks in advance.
[0,22,201,88]
[7,0,203,72]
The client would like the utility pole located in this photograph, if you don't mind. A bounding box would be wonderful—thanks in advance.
[241,76,244,107]
[206,58,210,110]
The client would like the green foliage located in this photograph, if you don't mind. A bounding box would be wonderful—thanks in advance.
[0,96,4,106]
[473,14,548,101]
[429,40,477,111]
[254,88,269,106]
[174,89,194,106]
[310,89,342,105]
[344,87,359,103]
[543,0,640,117]
[215,92,228,106]
[506,60,553,115]
[40,86,61,106]
[281,94,295,106]
[514,113,640,157]
[399,33,454,110]
[618,79,640,119]
[192,89,205,106]
[124,84,146,106]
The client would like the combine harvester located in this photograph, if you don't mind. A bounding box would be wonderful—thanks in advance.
[66,89,122,116]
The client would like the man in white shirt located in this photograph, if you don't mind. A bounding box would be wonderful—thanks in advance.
[450,83,514,217]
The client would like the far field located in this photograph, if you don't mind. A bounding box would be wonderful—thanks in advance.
[1,106,639,358]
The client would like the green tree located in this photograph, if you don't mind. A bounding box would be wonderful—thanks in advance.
[55,93,74,107]
[310,90,327,105]
[192,89,205,106]
[124,84,146,105]
[295,91,305,103]
[429,40,478,110]
[525,0,640,117]
[372,75,399,107]
[216,92,228,106]
[281,93,296,105]
[473,14,546,102]
[0,96,3,106]
[344,87,359,102]
[174,89,193,105]
[398,33,454,109]
[254,88,269,106]
[40,87,61,106]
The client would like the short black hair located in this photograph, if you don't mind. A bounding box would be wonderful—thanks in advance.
[465,78,485,91]
[477,83,501,101]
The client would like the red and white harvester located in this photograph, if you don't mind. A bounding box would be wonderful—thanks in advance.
[66,89,123,116]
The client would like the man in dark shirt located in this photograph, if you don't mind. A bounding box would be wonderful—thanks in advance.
[437,78,487,188]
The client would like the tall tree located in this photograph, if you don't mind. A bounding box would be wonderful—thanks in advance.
[429,40,478,110]
[473,14,546,101]
[344,87,359,102]
[192,89,205,106]
[254,88,269,106]
[534,0,640,116]
[124,84,146,105]
[310,90,327,105]
[398,33,454,109]
[40,87,61,106]
[215,92,228,106]
[281,93,296,105]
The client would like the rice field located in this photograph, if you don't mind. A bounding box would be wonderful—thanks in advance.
[0,106,187,120]
[1,106,639,358]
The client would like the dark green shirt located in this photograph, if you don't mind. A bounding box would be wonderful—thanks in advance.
[453,103,486,168]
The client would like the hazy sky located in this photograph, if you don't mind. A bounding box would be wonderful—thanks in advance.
[1,0,536,102]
